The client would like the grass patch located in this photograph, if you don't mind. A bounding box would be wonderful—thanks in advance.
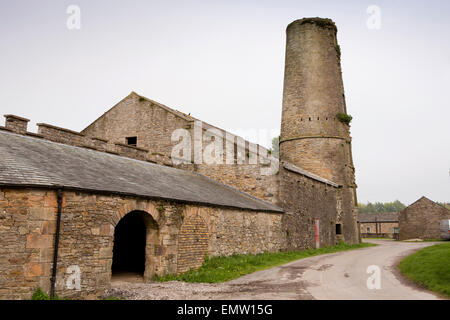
[103,296,126,300]
[401,239,446,243]
[363,237,392,240]
[31,288,62,300]
[155,241,375,283]
[399,242,450,298]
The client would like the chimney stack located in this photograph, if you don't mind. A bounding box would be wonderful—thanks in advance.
[4,114,29,134]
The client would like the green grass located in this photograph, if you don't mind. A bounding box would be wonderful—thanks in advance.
[103,296,126,300]
[155,241,375,283]
[363,237,392,240]
[399,242,450,298]
[31,288,62,300]
[401,239,446,242]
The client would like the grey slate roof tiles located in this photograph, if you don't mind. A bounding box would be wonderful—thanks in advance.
[0,131,283,213]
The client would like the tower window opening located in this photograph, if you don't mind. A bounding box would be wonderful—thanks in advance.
[126,136,137,147]
[336,224,342,235]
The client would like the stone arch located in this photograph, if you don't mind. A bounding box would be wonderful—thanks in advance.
[111,209,160,281]
[176,209,209,274]
[112,200,160,227]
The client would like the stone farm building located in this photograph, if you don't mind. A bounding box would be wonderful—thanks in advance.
[398,197,450,240]
[0,18,360,299]
[359,212,399,239]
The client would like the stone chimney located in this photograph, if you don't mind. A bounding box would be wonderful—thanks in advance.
[4,114,30,134]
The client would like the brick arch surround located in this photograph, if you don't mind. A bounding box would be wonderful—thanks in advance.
[177,209,209,274]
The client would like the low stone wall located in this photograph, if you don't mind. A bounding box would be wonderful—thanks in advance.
[361,233,395,239]
[360,222,398,238]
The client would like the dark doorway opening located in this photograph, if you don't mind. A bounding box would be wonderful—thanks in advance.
[112,211,146,278]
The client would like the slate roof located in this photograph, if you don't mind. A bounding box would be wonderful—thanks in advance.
[358,212,398,223]
[282,161,341,187]
[0,130,283,213]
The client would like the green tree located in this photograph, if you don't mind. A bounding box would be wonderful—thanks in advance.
[357,200,406,213]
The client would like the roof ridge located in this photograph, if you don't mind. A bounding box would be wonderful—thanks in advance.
[282,161,341,187]
[134,92,271,152]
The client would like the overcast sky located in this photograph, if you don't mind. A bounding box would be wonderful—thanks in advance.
[0,0,449,205]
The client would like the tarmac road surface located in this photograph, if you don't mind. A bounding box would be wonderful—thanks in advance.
[299,239,442,300]
[107,239,443,300]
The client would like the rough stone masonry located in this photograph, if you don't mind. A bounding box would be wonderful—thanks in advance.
[0,18,360,299]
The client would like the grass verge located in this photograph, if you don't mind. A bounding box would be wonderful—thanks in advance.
[155,241,375,283]
[31,288,63,300]
[399,242,450,298]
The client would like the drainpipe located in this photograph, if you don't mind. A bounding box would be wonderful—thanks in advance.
[50,189,63,299]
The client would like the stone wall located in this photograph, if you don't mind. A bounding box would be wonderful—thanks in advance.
[190,164,280,204]
[398,197,450,240]
[0,189,56,300]
[278,167,340,249]
[0,187,284,300]
[81,93,190,161]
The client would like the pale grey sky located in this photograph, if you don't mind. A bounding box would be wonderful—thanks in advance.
[0,0,449,205]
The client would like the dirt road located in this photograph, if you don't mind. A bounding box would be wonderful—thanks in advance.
[106,240,443,300]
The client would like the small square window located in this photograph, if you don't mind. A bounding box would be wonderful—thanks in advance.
[126,136,137,147]
[336,224,342,235]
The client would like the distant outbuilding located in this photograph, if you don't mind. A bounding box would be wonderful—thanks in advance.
[359,212,398,239]
[398,197,450,240]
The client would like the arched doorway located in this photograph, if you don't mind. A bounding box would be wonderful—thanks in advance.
[111,211,158,281]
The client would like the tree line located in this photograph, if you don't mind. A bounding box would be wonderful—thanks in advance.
[358,200,450,213]
[358,200,406,213]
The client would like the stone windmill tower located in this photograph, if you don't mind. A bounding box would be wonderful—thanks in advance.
[279,18,359,243]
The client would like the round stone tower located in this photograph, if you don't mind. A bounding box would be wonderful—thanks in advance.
[280,18,359,243]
